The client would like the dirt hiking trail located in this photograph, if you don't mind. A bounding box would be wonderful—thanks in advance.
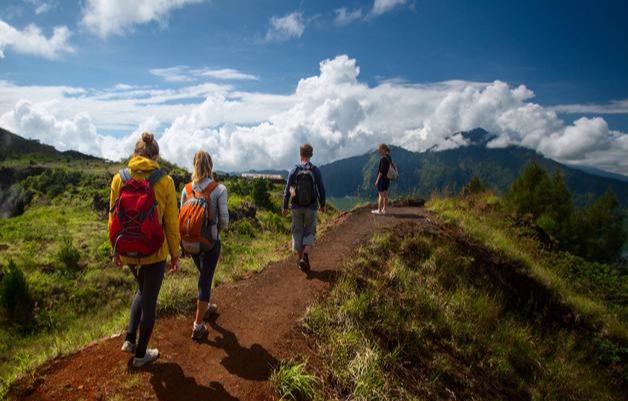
[10,206,429,401]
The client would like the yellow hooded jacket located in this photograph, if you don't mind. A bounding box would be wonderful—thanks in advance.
[108,156,181,266]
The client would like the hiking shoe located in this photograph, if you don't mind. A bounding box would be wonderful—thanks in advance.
[299,259,310,272]
[121,340,136,354]
[202,304,218,322]
[191,324,209,341]
[303,254,311,272]
[132,348,159,368]
[371,209,381,215]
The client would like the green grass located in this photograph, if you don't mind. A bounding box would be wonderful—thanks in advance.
[295,219,625,400]
[270,361,317,401]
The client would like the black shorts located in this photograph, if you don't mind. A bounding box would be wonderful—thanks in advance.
[377,177,390,192]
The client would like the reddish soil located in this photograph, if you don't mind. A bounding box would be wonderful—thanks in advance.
[9,206,428,401]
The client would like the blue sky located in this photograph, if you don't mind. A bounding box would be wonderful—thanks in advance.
[0,0,627,174]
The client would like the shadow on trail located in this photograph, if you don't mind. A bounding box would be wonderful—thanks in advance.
[305,269,338,283]
[144,362,239,401]
[203,320,278,381]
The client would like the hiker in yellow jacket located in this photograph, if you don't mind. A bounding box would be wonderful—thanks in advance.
[108,132,180,368]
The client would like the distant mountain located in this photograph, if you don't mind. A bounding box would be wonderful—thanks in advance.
[319,128,628,207]
[0,127,100,161]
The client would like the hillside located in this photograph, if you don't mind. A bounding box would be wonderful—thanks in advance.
[319,128,628,206]
[0,128,100,163]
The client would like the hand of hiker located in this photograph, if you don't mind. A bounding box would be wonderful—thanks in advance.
[282,208,289,217]
[113,254,122,267]
[169,256,180,274]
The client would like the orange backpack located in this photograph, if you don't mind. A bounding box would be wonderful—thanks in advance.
[178,181,219,254]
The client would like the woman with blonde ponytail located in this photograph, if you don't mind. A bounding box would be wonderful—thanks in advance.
[179,150,229,341]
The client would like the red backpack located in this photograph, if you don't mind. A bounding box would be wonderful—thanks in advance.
[109,168,166,258]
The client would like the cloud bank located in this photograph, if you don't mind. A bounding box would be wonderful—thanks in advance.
[0,20,73,59]
[1,55,627,176]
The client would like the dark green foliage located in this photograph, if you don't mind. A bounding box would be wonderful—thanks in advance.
[57,237,81,272]
[251,178,275,210]
[20,169,83,198]
[506,163,626,263]
[229,177,276,211]
[460,176,488,196]
[0,260,34,328]
[569,190,627,263]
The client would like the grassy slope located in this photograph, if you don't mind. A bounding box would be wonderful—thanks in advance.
[272,194,626,401]
[0,159,338,397]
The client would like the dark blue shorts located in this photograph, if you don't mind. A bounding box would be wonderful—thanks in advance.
[377,177,390,192]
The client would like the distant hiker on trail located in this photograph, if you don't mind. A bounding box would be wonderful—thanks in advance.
[372,143,397,215]
[108,132,181,368]
[282,143,326,272]
[179,150,229,341]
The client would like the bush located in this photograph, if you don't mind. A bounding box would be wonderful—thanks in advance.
[57,237,81,271]
[0,260,34,328]
[251,178,275,211]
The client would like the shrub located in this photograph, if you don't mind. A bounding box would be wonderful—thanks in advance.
[251,178,275,210]
[271,361,317,401]
[57,237,81,271]
[0,260,34,328]
[460,176,487,196]
[231,219,256,237]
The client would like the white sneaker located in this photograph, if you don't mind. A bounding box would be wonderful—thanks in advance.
[381,209,387,215]
[132,348,159,368]
[371,209,381,215]
[121,340,136,354]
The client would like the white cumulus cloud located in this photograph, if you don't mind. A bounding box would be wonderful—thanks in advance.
[371,0,407,16]
[0,20,73,59]
[80,0,203,38]
[265,11,305,42]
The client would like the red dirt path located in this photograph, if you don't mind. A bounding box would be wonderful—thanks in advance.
[9,206,428,401]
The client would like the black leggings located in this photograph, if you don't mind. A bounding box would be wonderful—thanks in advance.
[192,241,221,302]
[125,261,165,358]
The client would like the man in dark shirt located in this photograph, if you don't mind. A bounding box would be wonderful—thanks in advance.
[282,143,326,271]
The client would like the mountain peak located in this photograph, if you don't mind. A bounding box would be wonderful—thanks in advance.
[455,128,497,146]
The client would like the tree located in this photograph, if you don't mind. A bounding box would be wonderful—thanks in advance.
[569,189,626,263]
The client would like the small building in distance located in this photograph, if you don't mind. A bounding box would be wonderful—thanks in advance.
[240,173,285,183]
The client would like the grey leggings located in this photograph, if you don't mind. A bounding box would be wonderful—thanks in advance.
[125,261,165,358]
